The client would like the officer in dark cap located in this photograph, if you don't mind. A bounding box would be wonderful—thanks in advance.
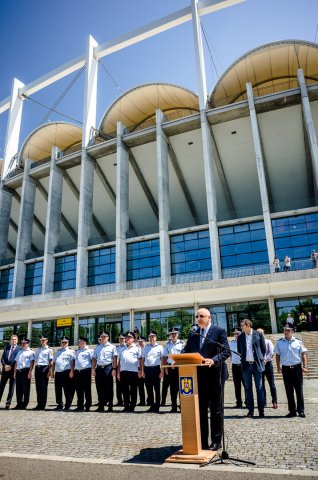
[70,336,94,412]
[33,334,53,410]
[141,331,164,413]
[115,332,126,406]
[162,327,184,412]
[52,336,75,410]
[13,338,35,409]
[117,331,141,412]
[92,331,117,412]
[137,336,147,406]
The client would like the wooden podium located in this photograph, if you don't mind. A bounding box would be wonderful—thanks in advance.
[164,353,217,464]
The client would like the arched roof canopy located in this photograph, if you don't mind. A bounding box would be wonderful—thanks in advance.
[209,40,318,108]
[99,83,199,138]
[19,122,82,165]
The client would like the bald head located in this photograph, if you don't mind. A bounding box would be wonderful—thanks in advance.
[195,308,211,328]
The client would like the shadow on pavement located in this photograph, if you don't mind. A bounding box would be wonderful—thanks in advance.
[124,445,182,464]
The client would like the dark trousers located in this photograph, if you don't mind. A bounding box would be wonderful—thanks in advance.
[121,370,138,410]
[116,377,123,405]
[282,364,304,414]
[74,368,92,410]
[144,365,161,410]
[161,371,170,405]
[0,368,16,405]
[138,376,146,405]
[95,365,113,407]
[35,365,50,409]
[54,370,74,408]
[242,362,265,415]
[262,361,277,404]
[198,367,224,448]
[168,367,179,409]
[232,363,244,406]
[15,368,31,408]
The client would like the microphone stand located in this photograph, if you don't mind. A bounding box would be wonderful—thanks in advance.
[189,330,255,467]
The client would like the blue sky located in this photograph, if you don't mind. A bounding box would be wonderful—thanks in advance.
[0,0,317,155]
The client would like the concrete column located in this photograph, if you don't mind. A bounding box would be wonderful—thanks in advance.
[156,109,171,286]
[73,314,79,345]
[3,78,24,177]
[268,297,278,334]
[0,183,13,263]
[76,35,99,291]
[27,319,32,341]
[76,151,95,290]
[42,147,63,293]
[297,68,318,193]
[191,0,221,279]
[12,158,37,297]
[130,309,134,331]
[115,122,129,289]
[246,82,275,269]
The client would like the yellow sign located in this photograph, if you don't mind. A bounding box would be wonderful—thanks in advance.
[56,318,73,327]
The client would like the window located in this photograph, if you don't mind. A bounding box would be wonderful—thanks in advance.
[53,255,77,291]
[127,239,160,281]
[134,308,194,341]
[0,268,14,299]
[219,221,268,274]
[24,261,43,296]
[171,230,212,276]
[88,247,115,286]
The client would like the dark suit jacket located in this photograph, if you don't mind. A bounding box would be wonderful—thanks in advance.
[183,325,230,381]
[237,330,266,372]
[1,345,21,368]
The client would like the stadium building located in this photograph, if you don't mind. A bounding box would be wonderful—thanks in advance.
[0,5,318,347]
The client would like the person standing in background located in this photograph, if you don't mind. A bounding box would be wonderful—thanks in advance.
[0,335,21,409]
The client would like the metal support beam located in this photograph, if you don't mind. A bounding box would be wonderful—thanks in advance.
[3,78,24,177]
[94,162,116,205]
[302,114,315,205]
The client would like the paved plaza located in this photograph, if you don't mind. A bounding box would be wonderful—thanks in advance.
[0,378,316,473]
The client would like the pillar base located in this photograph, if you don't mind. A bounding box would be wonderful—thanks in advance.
[165,448,217,464]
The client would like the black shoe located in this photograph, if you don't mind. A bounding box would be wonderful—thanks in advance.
[4,404,10,410]
[146,407,155,413]
[160,402,166,407]
[64,404,71,411]
[107,406,113,412]
[235,403,243,408]
[54,405,63,411]
[12,405,22,410]
[298,412,306,418]
[285,412,297,418]
[32,406,43,411]
[137,402,146,406]
[85,408,90,412]
[259,413,265,418]
[209,442,222,451]
[246,412,254,418]
[121,407,130,412]
[73,407,84,412]
[115,402,123,407]
[95,407,104,412]
[170,407,178,413]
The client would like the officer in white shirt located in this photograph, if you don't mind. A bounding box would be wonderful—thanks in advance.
[117,331,141,412]
[70,336,94,412]
[33,334,53,410]
[274,325,308,418]
[52,336,75,410]
[92,331,117,412]
[162,327,184,413]
[141,331,164,413]
[13,338,35,410]
[115,332,126,406]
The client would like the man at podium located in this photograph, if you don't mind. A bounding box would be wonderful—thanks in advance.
[183,308,230,451]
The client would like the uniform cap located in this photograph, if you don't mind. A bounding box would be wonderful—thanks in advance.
[39,334,48,340]
[283,323,294,331]
[168,327,179,334]
[138,336,146,342]
[148,330,157,337]
[119,332,126,339]
[125,331,136,339]
[78,336,88,343]
[61,336,70,342]
[99,331,110,337]
[21,337,30,344]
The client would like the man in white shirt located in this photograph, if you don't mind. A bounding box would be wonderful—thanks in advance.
[13,338,35,410]
[141,331,163,413]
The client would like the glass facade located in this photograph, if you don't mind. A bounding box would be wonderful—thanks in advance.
[219,221,269,276]
[170,230,211,276]
[272,213,318,269]
[88,247,115,286]
[0,268,14,299]
[24,261,43,296]
[134,308,194,341]
[78,313,130,344]
[127,239,160,281]
[31,320,74,347]
[54,254,77,291]
[0,323,28,349]
[208,301,271,334]
[275,296,318,332]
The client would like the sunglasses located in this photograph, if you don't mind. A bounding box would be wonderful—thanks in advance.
[195,314,207,318]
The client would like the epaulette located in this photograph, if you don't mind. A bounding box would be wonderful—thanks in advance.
[277,337,284,341]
